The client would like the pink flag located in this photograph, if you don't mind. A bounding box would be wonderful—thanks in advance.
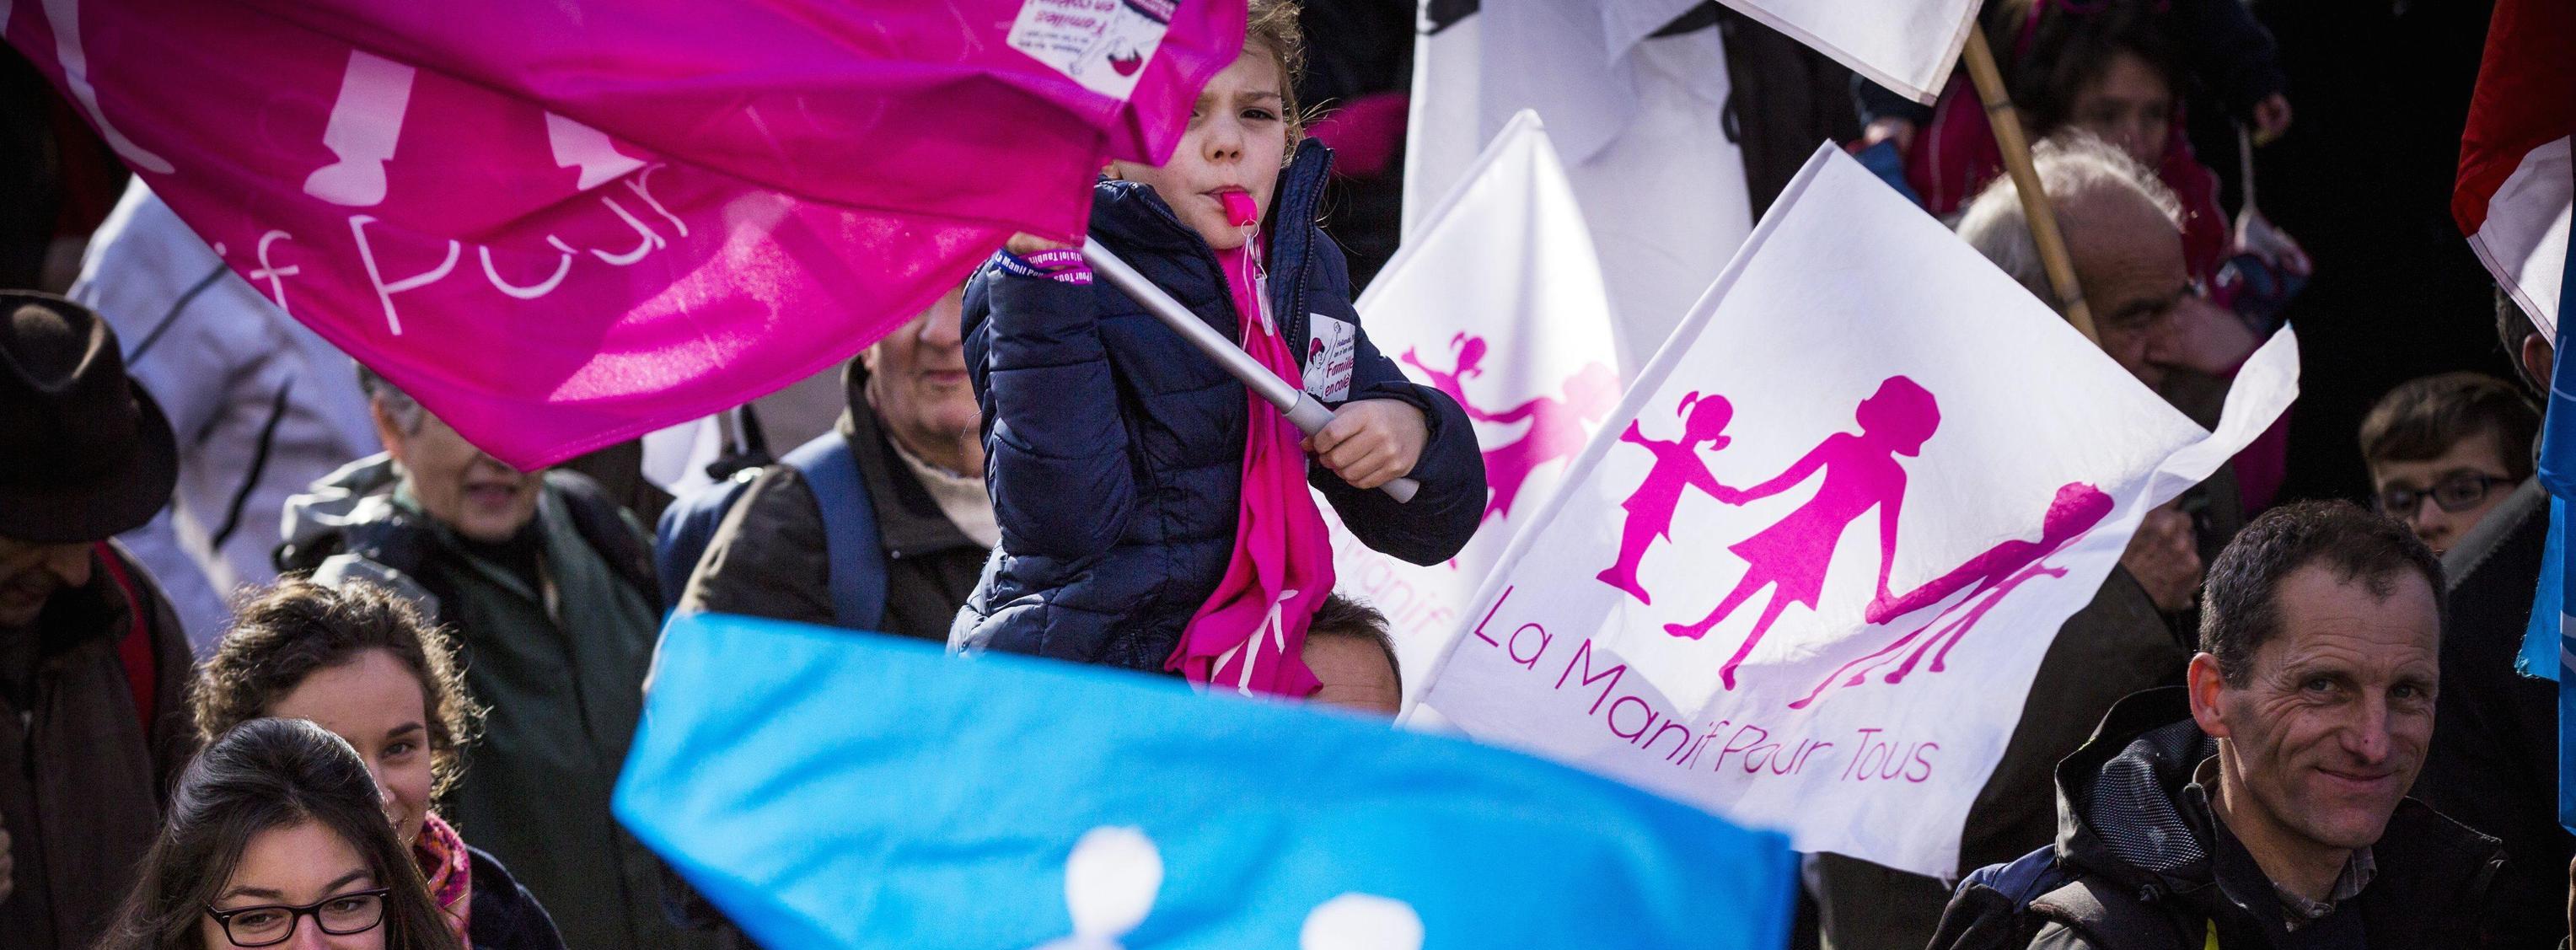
[4,0,1242,467]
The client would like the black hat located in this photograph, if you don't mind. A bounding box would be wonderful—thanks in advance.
[0,292,179,543]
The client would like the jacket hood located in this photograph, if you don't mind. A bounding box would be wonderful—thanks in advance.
[279,452,403,557]
[2054,687,2222,900]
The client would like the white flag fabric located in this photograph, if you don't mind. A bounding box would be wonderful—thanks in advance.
[1330,110,1624,708]
[1706,0,1978,105]
[1403,1,1752,373]
[1406,145,2298,877]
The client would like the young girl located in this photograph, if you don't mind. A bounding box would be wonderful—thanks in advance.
[954,0,1484,695]
[94,717,455,950]
[195,579,565,950]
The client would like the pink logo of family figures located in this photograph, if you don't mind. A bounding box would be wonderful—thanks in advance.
[1786,482,2113,709]
[1400,335,1618,523]
[1596,377,1942,691]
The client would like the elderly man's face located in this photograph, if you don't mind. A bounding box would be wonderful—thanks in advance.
[0,535,91,628]
[2065,188,2205,392]
[373,402,542,545]
[863,287,979,463]
[2194,563,2439,856]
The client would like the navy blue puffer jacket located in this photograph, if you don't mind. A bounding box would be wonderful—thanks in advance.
[953,139,1485,671]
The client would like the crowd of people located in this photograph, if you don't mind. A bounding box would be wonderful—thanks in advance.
[0,0,2565,948]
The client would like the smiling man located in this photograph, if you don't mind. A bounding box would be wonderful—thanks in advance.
[1940,502,2502,947]
[276,366,703,950]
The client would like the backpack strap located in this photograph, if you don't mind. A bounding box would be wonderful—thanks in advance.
[652,468,762,615]
[781,431,888,631]
[94,542,157,736]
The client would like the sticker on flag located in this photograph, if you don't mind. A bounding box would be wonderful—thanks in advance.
[1405,143,2298,877]
[1327,111,1624,708]
[616,613,1797,949]
[0,0,1242,469]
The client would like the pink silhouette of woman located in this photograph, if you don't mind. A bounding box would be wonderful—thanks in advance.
[1665,377,1940,690]
[1398,333,1489,411]
[1596,391,1737,604]
[1789,482,2112,708]
[1479,362,1621,521]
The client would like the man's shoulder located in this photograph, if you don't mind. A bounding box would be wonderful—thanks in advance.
[2442,477,2548,597]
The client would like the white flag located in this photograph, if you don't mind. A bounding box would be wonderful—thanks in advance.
[1708,0,1978,105]
[1403,0,1752,373]
[1406,144,2298,877]
[1331,110,1624,709]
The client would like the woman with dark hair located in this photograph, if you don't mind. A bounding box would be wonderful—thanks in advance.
[195,579,562,950]
[94,717,454,950]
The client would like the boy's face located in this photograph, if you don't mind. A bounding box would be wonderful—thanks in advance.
[1108,48,1288,250]
[2367,429,2517,556]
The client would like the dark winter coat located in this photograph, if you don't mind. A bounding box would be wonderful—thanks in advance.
[0,541,196,950]
[1999,688,2500,948]
[465,841,569,950]
[953,138,1485,671]
[2420,477,2573,949]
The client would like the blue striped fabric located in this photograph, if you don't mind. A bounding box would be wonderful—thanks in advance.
[2530,211,2576,835]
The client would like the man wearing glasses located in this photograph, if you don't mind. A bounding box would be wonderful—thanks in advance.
[2359,372,2537,556]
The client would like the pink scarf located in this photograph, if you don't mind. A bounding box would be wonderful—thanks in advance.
[414,812,474,947]
[1166,228,1335,697]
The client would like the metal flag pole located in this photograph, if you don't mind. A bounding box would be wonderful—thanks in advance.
[1081,239,1420,503]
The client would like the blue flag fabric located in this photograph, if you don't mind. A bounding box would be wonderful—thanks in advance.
[2533,209,2576,836]
[615,613,1797,949]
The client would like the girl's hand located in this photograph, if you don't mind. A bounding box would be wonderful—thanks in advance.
[1006,233,1074,256]
[1305,399,1427,491]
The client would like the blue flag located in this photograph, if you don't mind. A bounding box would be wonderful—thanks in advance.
[615,613,1797,949]
[2532,208,2576,836]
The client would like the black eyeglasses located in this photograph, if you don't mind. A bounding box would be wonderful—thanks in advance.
[2375,473,2514,518]
[203,888,389,947]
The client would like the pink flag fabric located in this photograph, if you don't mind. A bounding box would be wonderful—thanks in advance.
[1167,240,1334,698]
[4,0,1242,467]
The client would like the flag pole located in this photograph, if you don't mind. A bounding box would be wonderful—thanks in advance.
[1960,25,2100,344]
[1082,239,1421,503]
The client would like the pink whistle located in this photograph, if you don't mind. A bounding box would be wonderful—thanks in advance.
[1221,191,1260,228]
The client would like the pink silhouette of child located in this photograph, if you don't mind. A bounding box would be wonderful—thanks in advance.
[1596,391,1737,604]
[1663,377,1941,691]
[1479,362,1621,521]
[1398,333,1489,411]
[1789,482,2112,709]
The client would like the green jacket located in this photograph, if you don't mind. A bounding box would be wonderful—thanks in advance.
[282,457,710,950]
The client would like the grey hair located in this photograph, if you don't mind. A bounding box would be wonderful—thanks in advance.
[355,363,426,434]
[1955,131,2184,303]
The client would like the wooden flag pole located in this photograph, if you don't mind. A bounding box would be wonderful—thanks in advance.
[1960,25,2100,344]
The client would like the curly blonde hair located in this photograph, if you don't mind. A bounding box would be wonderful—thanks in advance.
[194,578,484,799]
[1245,0,1309,143]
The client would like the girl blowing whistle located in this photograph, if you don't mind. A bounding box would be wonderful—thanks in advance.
[953,0,1484,696]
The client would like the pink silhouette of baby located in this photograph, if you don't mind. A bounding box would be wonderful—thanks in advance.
[1596,391,1737,604]
[1398,333,1488,411]
[1789,482,2112,709]
[1479,362,1621,521]
[1663,377,1940,691]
